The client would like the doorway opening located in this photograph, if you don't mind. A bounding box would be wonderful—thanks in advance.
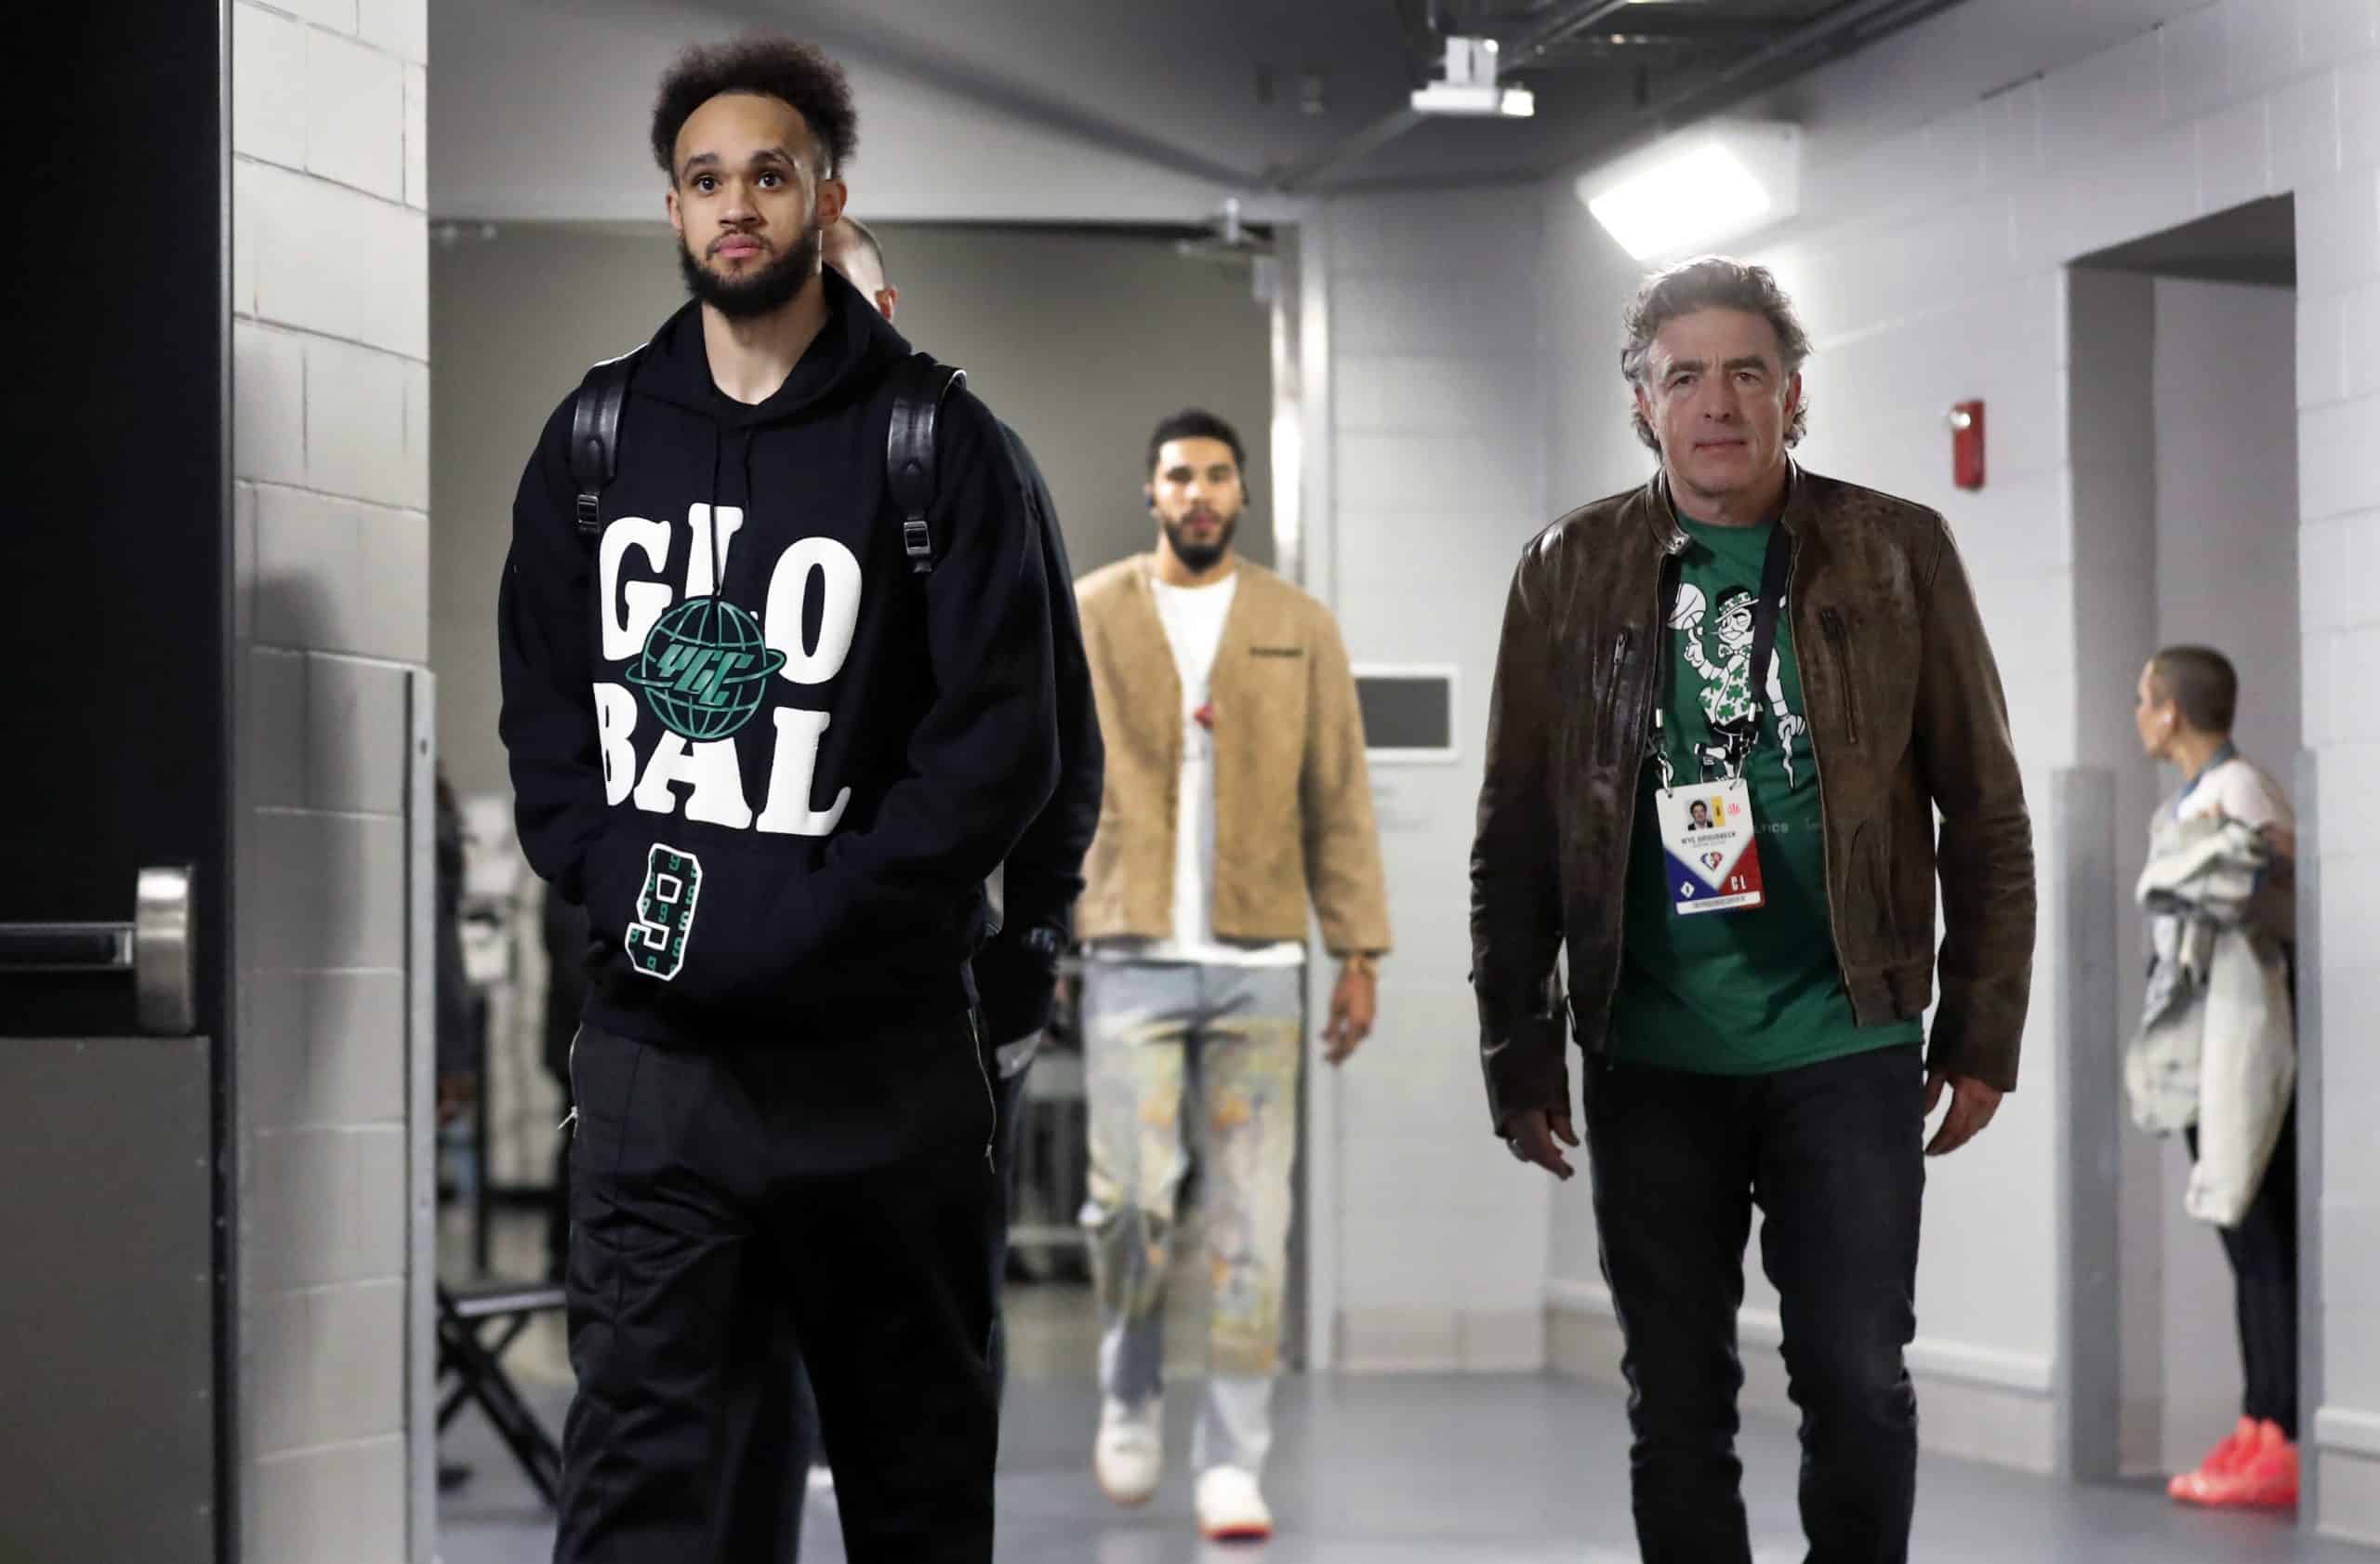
[2062,193,2307,1491]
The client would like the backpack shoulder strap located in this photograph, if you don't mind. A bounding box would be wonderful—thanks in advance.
[568,348,642,540]
[884,351,967,576]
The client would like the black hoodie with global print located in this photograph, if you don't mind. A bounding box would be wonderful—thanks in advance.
[496,268,1058,1045]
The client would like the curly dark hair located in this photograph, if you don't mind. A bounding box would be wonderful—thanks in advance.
[1146,408,1246,477]
[1620,257,1812,453]
[650,35,858,183]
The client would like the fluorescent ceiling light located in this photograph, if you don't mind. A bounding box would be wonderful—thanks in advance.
[1576,122,1801,260]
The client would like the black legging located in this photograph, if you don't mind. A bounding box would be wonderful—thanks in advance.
[2187,1103,2299,1438]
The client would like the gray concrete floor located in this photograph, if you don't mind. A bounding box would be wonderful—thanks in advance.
[437,1283,2361,1564]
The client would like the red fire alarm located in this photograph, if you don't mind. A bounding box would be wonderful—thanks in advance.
[1949,400,1985,490]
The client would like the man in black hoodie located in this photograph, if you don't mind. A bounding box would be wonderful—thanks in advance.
[496,36,1058,1564]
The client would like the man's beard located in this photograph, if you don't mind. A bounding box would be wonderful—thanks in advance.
[679,222,822,320]
[1162,510,1239,573]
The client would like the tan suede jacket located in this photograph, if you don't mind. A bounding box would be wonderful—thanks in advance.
[1075,555,1392,959]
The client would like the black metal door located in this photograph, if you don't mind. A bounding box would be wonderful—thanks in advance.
[0,7,232,1561]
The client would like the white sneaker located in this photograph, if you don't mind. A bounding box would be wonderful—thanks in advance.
[1093,1398,1162,1507]
[1195,1465,1273,1543]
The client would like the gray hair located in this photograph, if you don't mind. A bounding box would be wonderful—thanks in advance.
[1620,257,1812,454]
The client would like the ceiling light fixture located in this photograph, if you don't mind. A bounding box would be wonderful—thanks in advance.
[1410,36,1536,119]
[1576,121,1801,259]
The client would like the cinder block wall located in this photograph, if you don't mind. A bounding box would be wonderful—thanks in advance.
[1308,187,1561,1372]
[231,0,429,1557]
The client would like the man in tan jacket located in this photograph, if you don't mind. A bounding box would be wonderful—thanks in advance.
[1073,407,1390,1542]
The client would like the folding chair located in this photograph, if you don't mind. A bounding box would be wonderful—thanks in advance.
[437,1279,568,1505]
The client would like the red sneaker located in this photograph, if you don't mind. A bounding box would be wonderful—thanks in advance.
[2169,1416,2261,1504]
[2191,1423,2300,1510]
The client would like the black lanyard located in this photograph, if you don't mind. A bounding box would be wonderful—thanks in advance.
[1745,522,1792,746]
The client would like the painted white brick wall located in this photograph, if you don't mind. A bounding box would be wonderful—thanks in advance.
[1316,186,1556,1372]
[2281,13,2380,1523]
[232,0,427,1558]
[1514,0,2380,1509]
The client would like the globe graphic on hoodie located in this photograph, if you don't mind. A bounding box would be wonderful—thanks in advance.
[627,597,787,741]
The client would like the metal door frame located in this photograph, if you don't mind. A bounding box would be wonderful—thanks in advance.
[211,7,242,1559]
[406,674,440,1562]
[1269,216,1342,1373]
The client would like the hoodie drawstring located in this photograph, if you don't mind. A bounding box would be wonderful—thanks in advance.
[706,424,724,595]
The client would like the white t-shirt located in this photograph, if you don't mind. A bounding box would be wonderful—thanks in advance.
[1092,572,1304,968]
[2173,752,2293,833]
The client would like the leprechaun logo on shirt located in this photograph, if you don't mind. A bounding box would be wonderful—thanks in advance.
[1670,581,1805,785]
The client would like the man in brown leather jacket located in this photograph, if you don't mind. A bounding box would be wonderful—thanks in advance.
[1470,257,2034,1564]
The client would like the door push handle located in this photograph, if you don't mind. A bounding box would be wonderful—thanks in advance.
[0,865,197,1035]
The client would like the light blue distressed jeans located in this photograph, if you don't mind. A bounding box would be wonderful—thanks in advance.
[1078,960,1302,1476]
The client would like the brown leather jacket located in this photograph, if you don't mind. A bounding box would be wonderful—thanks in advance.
[1468,467,2035,1133]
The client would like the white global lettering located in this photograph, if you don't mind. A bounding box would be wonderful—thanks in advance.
[600,516,673,660]
[594,510,865,837]
[683,503,746,599]
[595,682,639,804]
[763,536,864,685]
[753,709,851,835]
[633,733,755,829]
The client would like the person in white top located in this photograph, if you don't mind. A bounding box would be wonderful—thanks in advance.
[1071,408,1391,1543]
[2134,643,2301,1510]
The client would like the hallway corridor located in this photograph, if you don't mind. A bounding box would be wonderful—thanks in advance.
[441,1372,2355,1563]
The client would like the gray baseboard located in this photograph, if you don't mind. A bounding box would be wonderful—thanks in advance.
[2314,1409,2380,1545]
[1333,1306,1548,1373]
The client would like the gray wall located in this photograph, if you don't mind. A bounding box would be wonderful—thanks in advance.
[2152,277,2302,775]
[2068,268,2166,1473]
[430,220,1275,805]
[430,223,684,804]
[231,0,430,1557]
[1312,187,1558,1371]
[429,0,1240,226]
[864,221,1276,576]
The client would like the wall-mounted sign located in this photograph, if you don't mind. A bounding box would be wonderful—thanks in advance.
[1353,664,1459,764]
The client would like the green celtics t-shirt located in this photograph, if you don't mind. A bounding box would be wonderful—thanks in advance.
[1608,515,1921,1075]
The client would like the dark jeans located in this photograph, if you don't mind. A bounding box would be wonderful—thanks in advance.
[552,1018,998,1564]
[1586,1043,1925,1564]
[2186,1102,2300,1438]
[778,1052,1031,1561]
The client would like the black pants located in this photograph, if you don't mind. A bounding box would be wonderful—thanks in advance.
[542,895,591,1282]
[1586,1043,1925,1564]
[776,1056,1032,1561]
[552,1016,999,1564]
[2186,1104,2300,1438]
